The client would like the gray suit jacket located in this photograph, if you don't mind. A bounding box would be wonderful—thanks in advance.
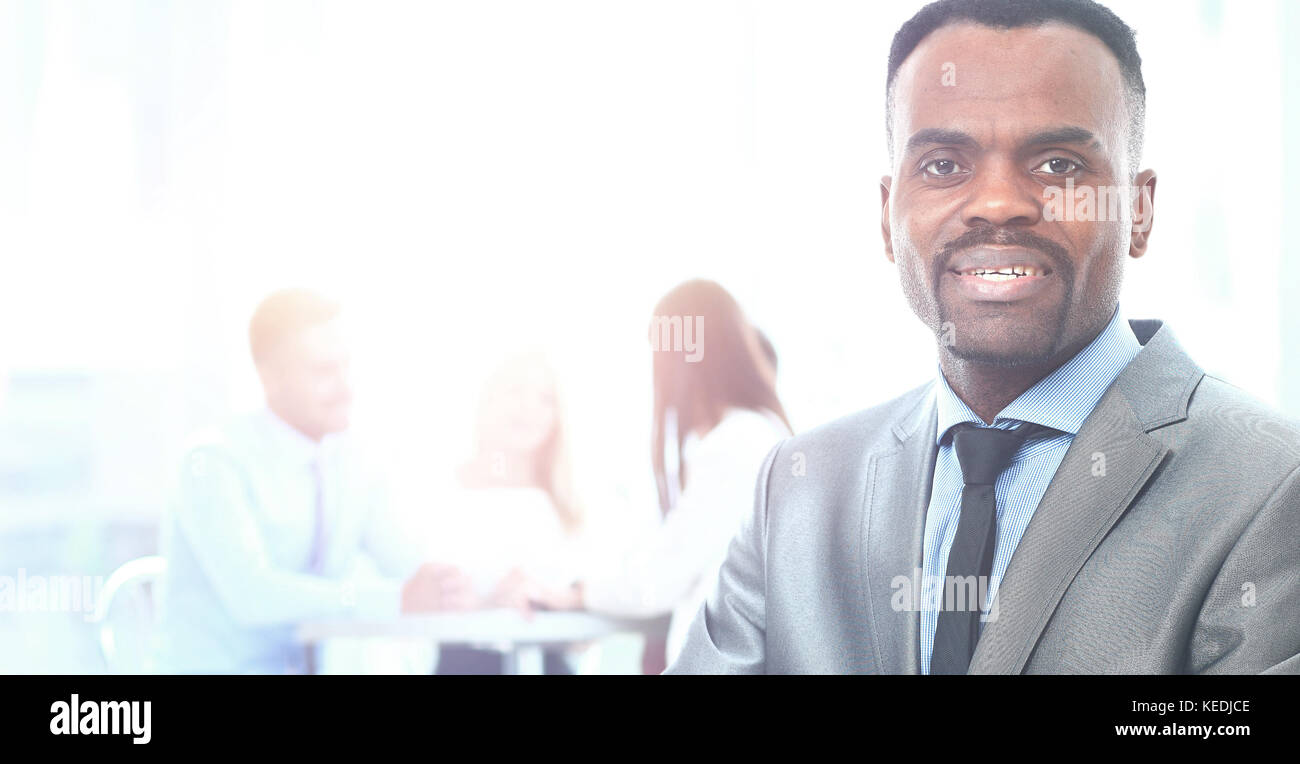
[666,319,1300,674]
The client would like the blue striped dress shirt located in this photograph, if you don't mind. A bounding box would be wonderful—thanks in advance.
[919,303,1142,674]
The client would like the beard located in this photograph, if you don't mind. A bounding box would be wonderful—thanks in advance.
[896,224,1082,367]
[937,301,1072,367]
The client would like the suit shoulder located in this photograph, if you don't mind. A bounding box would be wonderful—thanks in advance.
[780,380,933,459]
[1186,375,1300,461]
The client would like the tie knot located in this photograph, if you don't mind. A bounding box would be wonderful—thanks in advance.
[949,421,1059,486]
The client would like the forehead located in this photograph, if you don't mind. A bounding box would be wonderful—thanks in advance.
[285,319,349,363]
[891,22,1126,154]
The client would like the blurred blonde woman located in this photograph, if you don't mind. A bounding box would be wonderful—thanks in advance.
[527,280,793,672]
[424,351,586,674]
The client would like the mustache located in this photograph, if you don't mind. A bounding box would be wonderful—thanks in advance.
[937,226,1072,276]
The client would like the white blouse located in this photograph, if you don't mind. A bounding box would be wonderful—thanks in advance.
[424,485,585,598]
[581,407,789,666]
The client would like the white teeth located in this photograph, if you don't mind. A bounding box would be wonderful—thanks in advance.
[958,266,1044,278]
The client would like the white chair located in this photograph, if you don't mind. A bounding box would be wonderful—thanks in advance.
[92,555,166,673]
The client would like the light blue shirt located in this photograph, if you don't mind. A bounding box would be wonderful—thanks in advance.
[157,409,423,673]
[919,303,1142,674]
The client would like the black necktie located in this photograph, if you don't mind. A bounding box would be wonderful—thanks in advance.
[930,420,1061,675]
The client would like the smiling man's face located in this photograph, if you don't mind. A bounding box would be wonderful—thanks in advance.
[882,21,1154,366]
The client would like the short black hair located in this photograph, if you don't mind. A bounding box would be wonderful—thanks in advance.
[886,0,1145,175]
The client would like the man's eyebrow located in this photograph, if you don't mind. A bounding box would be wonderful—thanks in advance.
[1024,126,1102,150]
[904,128,978,153]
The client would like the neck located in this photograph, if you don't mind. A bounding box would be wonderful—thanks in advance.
[937,354,1057,425]
[938,316,1108,425]
[266,400,324,443]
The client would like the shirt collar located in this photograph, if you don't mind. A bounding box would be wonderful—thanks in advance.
[934,302,1143,445]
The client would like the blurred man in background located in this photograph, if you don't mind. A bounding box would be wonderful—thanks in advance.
[156,288,473,673]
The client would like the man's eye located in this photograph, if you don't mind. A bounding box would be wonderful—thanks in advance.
[1034,157,1079,175]
[923,158,964,177]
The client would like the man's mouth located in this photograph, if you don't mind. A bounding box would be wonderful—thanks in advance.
[950,265,1051,281]
[943,247,1058,302]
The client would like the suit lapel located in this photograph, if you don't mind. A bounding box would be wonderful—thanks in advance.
[857,318,1201,675]
[967,318,1203,674]
[861,384,937,675]
[967,391,1167,673]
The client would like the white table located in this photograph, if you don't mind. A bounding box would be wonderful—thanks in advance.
[296,609,669,674]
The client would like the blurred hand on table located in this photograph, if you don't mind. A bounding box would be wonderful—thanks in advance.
[487,567,585,617]
[400,562,479,613]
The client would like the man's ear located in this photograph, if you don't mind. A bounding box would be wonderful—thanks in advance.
[1129,169,1157,259]
[880,176,895,263]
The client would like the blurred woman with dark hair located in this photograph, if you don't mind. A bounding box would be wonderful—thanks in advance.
[526,280,792,672]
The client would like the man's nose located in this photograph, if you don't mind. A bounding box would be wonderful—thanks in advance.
[959,158,1042,228]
